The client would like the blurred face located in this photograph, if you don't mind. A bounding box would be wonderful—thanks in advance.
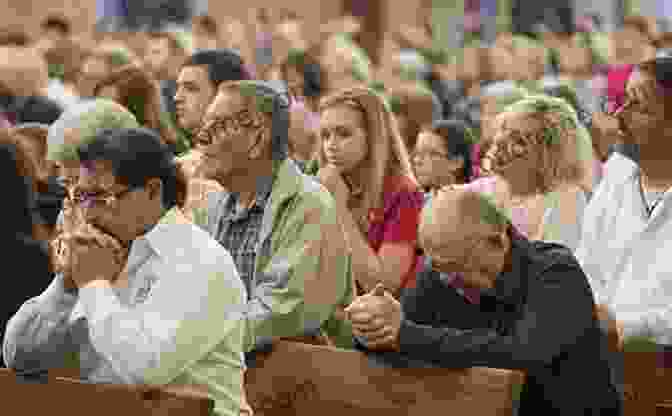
[196,90,266,185]
[73,160,160,243]
[613,28,646,59]
[422,190,509,290]
[146,37,173,76]
[412,131,463,189]
[482,112,542,196]
[319,104,369,175]
[613,69,669,147]
[175,65,217,132]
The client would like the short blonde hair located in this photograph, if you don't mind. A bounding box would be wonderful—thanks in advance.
[496,95,586,194]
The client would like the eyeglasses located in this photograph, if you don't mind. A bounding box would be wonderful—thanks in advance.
[71,186,138,208]
[196,109,265,147]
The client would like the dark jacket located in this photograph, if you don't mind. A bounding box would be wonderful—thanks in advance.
[0,234,52,366]
[0,95,63,125]
[378,234,622,415]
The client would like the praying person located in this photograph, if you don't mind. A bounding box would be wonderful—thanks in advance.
[44,99,141,283]
[577,56,672,352]
[346,185,622,415]
[4,128,251,416]
[317,87,424,298]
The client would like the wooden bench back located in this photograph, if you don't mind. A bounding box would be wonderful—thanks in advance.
[0,368,213,416]
[244,340,524,416]
[2,340,524,415]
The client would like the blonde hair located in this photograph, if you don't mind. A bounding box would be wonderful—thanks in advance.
[497,95,586,194]
[318,87,417,226]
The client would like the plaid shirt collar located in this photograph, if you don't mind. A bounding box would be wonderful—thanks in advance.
[221,174,275,222]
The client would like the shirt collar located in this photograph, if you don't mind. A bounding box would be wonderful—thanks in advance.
[224,174,275,219]
[135,207,191,261]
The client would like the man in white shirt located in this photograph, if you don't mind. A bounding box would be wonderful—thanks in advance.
[576,56,672,346]
[3,128,251,416]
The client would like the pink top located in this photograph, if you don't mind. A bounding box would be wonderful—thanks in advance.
[606,64,635,113]
[366,175,424,292]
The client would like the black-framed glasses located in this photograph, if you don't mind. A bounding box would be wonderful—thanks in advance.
[71,186,139,208]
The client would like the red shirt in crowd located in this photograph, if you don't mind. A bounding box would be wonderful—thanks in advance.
[365,174,424,293]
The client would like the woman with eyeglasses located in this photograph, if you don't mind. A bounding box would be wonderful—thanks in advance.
[412,119,474,203]
[317,87,424,299]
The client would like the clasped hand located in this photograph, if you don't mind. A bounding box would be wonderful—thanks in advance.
[344,283,403,351]
[61,230,124,289]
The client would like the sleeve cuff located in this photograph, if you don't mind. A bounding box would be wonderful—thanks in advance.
[398,319,434,356]
[78,280,119,325]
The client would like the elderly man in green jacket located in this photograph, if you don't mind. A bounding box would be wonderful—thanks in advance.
[195,81,355,353]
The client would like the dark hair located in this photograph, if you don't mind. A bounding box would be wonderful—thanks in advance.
[41,15,71,36]
[192,15,219,36]
[182,49,250,89]
[14,96,64,125]
[422,119,474,183]
[93,64,179,148]
[280,51,324,99]
[0,131,37,238]
[77,128,188,209]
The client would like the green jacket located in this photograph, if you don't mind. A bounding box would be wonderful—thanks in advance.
[203,159,355,350]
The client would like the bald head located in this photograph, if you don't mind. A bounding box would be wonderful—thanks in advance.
[420,186,510,255]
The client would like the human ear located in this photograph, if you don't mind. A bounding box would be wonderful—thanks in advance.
[146,178,163,201]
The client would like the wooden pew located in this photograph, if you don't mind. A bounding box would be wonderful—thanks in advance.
[0,368,213,416]
[1,340,523,416]
[624,352,672,416]
[245,340,524,416]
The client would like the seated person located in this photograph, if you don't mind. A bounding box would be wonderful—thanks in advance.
[346,185,622,415]
[3,128,251,416]
[197,80,355,350]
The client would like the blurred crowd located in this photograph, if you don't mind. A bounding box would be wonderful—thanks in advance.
[0,8,671,416]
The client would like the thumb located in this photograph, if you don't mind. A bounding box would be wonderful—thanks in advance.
[372,283,386,297]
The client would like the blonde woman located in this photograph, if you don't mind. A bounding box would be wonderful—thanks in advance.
[481,94,590,251]
[317,87,424,298]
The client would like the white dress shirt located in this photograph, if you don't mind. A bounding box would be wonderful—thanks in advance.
[576,152,672,344]
[3,208,249,416]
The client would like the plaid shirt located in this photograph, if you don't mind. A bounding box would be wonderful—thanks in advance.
[212,182,273,298]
